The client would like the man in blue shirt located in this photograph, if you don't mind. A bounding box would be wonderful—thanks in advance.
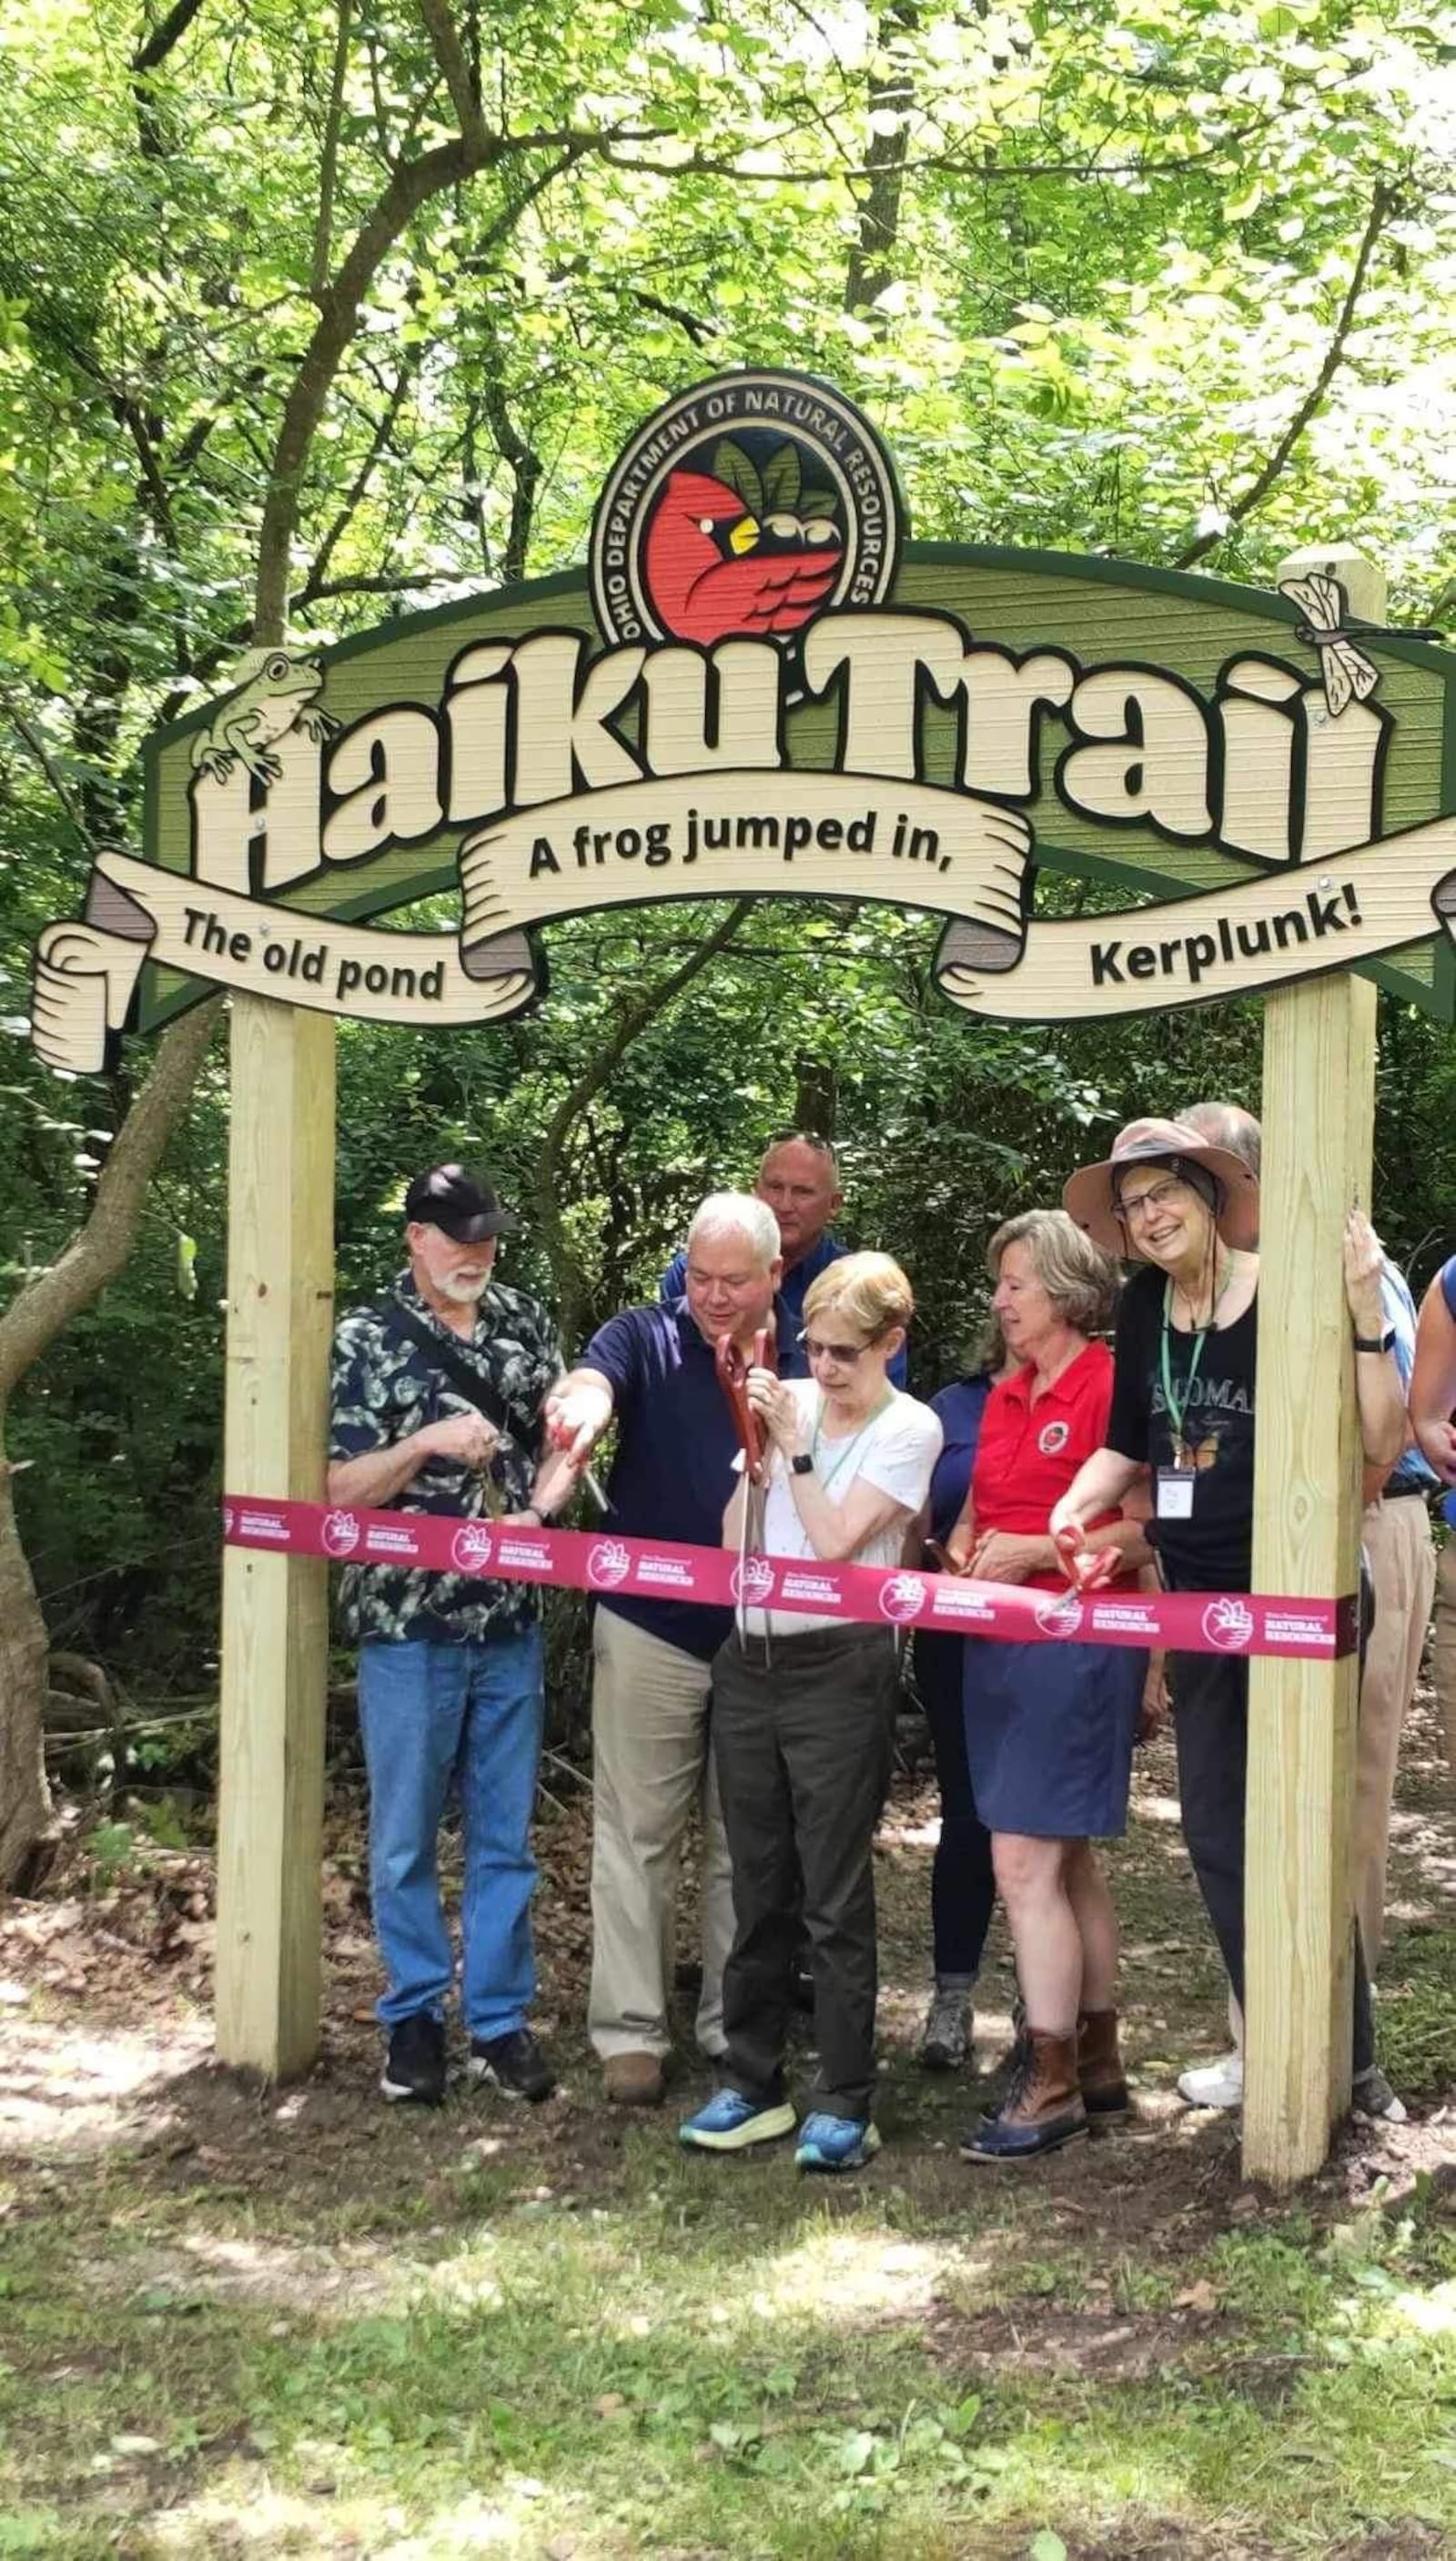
[660,1133,908,1388]
[548,1193,795,2108]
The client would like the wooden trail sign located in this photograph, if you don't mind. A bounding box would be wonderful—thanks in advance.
[26,370,1456,2182]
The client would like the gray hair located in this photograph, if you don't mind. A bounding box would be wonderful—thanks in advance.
[1183,1099,1261,1178]
[988,1209,1120,1336]
[687,1190,781,1267]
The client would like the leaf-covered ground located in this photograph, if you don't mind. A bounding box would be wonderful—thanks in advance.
[4,1695,1456,2561]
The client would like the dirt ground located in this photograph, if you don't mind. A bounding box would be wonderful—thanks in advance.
[4,1687,1454,2247]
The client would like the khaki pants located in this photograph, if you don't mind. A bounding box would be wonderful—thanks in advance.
[1354,1494,1436,1961]
[587,1605,735,2061]
[1431,1536,1456,1776]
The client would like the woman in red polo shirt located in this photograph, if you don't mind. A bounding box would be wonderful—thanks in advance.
[946,1210,1150,2164]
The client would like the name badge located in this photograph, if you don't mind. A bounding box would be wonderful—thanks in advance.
[1157,1468,1196,1520]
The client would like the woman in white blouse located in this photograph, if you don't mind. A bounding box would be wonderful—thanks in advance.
[680,1253,941,2175]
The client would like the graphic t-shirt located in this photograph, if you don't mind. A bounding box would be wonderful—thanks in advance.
[742,1380,941,1634]
[1106,1264,1257,1592]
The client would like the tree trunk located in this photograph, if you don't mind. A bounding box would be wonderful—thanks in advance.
[0,1442,51,1889]
[0,996,220,1887]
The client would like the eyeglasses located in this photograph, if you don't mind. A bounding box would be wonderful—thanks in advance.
[801,1331,875,1365]
[1116,1176,1189,1224]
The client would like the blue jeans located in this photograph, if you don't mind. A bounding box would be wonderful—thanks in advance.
[358,1626,544,2039]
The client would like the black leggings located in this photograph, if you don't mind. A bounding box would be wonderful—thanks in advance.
[1170,1644,1374,2076]
[915,1630,997,1984]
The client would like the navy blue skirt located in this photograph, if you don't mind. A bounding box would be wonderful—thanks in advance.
[963,1635,1141,1839]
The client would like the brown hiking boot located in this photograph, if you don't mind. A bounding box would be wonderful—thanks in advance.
[602,2050,666,2107]
[1077,2007,1129,2119]
[960,2028,1087,2161]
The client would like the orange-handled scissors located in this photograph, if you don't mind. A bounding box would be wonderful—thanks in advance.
[715,1327,776,1483]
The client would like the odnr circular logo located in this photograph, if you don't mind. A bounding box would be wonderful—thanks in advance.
[1035,1592,1085,1641]
[1202,1596,1255,1653]
[588,1538,633,1591]
[730,1554,776,1606]
[1036,1421,1070,1457]
[321,1507,362,1559]
[451,1521,495,1574]
[878,1571,926,1626]
[590,369,903,650]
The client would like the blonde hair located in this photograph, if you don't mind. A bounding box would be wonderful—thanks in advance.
[987,1210,1119,1336]
[804,1250,913,1341]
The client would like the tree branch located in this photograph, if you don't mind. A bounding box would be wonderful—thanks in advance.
[1173,179,1397,571]
[0,1000,221,1400]
[844,1,916,317]
[298,346,420,602]
[254,134,579,639]
[131,0,207,76]
[415,0,488,156]
[310,0,355,301]
[533,899,757,1341]
[4,708,101,857]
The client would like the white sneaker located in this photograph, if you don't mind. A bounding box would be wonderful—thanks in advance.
[1178,2051,1244,2109]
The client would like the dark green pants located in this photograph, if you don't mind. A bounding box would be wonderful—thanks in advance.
[711,1623,899,2119]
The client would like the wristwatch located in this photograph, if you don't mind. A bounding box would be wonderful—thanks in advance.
[790,1453,814,1476]
[1352,1329,1396,1353]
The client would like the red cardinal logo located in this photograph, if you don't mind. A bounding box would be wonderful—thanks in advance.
[643,467,843,644]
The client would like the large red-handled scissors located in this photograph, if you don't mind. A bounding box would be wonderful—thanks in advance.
[717,1328,778,1650]
[714,1327,777,1484]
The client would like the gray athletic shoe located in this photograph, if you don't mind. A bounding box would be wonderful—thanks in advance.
[1351,2065,1408,2124]
[918,1984,973,2072]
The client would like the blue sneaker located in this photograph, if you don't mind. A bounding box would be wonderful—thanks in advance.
[794,2111,882,2172]
[679,2090,796,2151]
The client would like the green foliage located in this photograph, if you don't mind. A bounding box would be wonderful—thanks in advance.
[1,0,1455,1730]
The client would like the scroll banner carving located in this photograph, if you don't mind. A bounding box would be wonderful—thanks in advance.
[222,1493,1359,1661]
[33,781,1456,1071]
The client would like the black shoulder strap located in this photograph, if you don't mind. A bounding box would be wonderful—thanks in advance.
[378,1300,535,1447]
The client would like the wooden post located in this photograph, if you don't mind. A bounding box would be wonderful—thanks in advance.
[216,997,336,2078]
[1243,547,1383,2185]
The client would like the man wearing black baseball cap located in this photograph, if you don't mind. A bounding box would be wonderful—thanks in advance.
[329,1163,575,2108]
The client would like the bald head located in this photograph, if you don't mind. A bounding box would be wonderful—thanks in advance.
[1183,1099,1261,1179]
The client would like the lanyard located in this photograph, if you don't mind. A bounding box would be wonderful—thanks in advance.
[1159,1260,1232,1445]
[813,1390,893,1493]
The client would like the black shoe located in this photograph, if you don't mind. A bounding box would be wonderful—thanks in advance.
[469,2026,555,2102]
[380,2010,446,2106]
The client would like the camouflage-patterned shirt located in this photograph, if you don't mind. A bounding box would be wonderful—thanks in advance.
[329,1270,562,1644]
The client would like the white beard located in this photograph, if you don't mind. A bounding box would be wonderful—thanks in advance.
[439,1271,490,1305]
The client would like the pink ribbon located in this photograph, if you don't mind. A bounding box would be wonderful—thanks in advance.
[222,1496,1356,1660]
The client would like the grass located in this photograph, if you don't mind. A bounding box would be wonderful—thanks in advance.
[5,1717,1456,2558]
[5,2130,1456,2558]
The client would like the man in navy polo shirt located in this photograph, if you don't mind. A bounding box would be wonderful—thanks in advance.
[547,1192,796,2107]
[660,1133,908,1388]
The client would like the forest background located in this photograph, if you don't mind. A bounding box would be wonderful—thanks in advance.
[3,0,1456,1876]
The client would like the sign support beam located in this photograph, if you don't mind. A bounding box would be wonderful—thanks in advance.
[215,997,336,2078]
[1243,547,1383,2186]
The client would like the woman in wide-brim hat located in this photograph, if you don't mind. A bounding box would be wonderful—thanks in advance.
[1053,1115,1405,2122]
[1060,1116,1259,1259]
